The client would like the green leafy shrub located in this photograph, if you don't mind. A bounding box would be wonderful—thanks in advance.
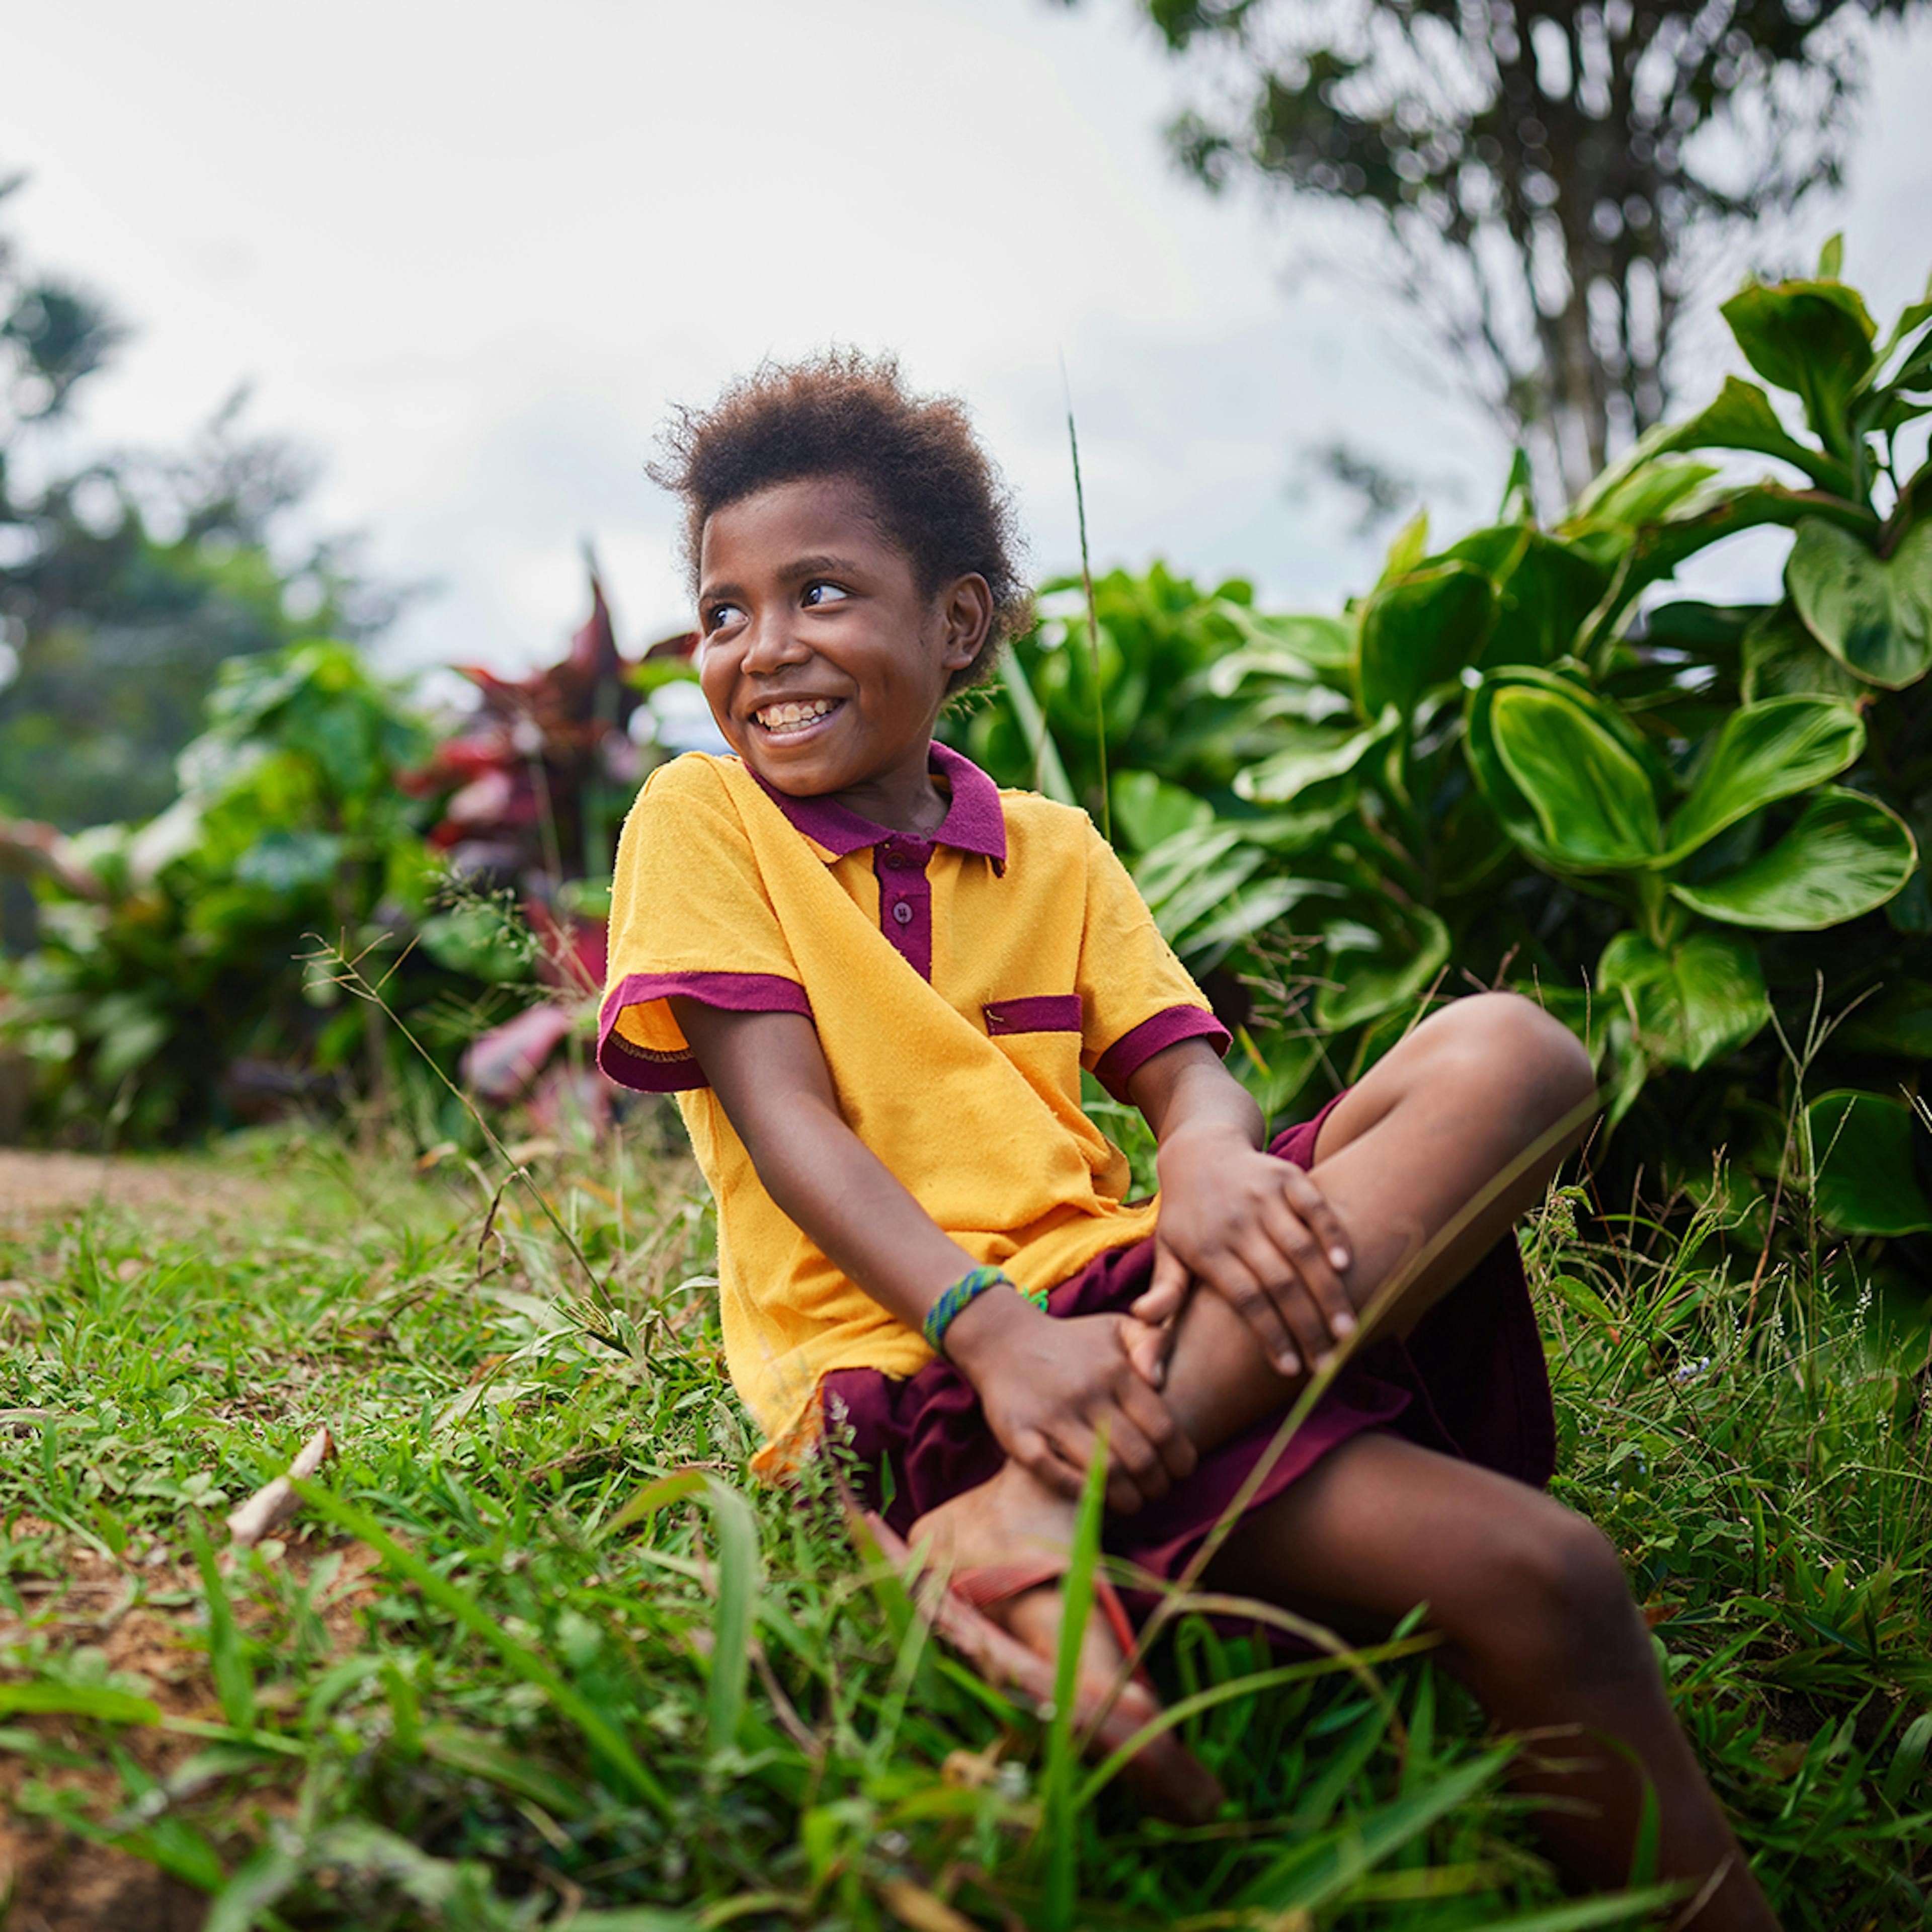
[956,247,1931,1237]
[0,640,499,1142]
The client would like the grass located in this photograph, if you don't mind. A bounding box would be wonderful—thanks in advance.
[0,1116,1926,1930]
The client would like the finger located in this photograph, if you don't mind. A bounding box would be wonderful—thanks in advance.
[1251,1196,1355,1357]
[1117,1365,1196,1487]
[1064,1423,1147,1516]
[1012,1427,1085,1503]
[1096,1411,1168,1508]
[1121,1316,1170,1391]
[1132,1244,1191,1336]
[1278,1166,1356,1288]
[1196,1250,1303,1377]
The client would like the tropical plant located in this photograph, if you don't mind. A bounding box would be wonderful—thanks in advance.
[0,640,485,1143]
[963,248,1931,1237]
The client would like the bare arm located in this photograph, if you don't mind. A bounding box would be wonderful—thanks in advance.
[669,997,1193,1509]
[1127,1038,1358,1377]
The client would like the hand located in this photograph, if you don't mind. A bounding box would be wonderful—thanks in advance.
[945,1290,1197,1515]
[1136,1125,1357,1379]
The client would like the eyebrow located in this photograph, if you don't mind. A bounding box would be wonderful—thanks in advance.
[698,554,867,604]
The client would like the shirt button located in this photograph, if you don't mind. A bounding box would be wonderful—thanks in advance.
[883,852,905,868]
[891,902,914,926]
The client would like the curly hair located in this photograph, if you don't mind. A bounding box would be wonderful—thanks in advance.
[651,350,1031,696]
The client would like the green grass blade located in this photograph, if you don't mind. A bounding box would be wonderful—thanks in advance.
[1456,1887,1685,1931]
[204,1843,302,1932]
[290,1476,672,1817]
[601,1468,762,1756]
[1236,1743,1514,1910]
[188,1514,256,1733]
[1041,1433,1108,1931]
[0,1681,162,1725]
[699,1474,760,1755]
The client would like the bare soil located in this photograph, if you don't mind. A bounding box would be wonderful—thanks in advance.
[0,1152,281,1233]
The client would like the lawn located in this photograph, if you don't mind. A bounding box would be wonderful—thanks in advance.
[0,1118,1926,1930]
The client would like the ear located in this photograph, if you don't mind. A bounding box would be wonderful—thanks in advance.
[936,573,995,675]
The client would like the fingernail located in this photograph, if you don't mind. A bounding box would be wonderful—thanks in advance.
[1277,1351,1301,1376]
[1330,1247,1350,1270]
[1333,1312,1356,1338]
[1155,1361,1167,1387]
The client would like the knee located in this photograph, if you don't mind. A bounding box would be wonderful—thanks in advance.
[1425,993,1596,1129]
[1470,1506,1647,1684]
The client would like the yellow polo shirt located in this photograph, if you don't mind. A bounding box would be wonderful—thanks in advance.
[598,745,1228,1468]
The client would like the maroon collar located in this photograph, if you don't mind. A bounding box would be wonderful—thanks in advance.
[749,742,1007,866]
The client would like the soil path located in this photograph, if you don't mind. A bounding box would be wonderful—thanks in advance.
[0,1148,282,1228]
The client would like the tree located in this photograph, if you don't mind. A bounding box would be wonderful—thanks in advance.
[1072,0,1920,503]
[0,178,398,839]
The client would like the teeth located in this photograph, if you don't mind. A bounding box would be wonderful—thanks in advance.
[755,698,837,732]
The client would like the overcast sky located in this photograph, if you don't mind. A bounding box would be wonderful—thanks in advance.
[8,0,1931,675]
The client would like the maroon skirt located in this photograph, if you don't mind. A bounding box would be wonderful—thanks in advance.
[819,1096,1556,1596]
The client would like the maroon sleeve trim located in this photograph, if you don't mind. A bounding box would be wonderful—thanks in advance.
[596,970,811,1094]
[984,994,1083,1036]
[1092,1005,1232,1102]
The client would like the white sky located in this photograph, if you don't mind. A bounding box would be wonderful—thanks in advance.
[7,0,1931,674]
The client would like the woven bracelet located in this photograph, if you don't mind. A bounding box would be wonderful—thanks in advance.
[922,1265,1048,1358]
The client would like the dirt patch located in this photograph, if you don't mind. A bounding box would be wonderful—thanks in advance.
[0,1528,383,1930]
[0,1153,281,1233]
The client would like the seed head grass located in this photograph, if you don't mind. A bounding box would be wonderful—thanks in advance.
[0,1124,1924,1928]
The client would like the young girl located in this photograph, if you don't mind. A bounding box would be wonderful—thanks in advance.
[598,353,1777,1927]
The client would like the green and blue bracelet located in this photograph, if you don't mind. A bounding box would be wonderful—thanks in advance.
[923,1264,1050,1358]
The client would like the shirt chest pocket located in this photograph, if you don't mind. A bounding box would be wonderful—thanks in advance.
[982,995,1083,1038]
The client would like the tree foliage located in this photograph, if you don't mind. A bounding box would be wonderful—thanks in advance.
[1074,0,1920,502]
[0,180,396,842]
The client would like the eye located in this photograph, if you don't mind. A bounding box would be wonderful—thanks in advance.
[703,599,744,632]
[802,581,850,608]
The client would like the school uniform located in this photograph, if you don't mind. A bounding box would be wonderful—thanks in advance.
[599,747,1553,1594]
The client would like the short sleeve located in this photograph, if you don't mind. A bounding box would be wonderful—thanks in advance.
[1076,825,1231,1101]
[597,757,810,1093]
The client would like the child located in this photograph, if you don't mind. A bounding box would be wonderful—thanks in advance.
[599,353,1777,1927]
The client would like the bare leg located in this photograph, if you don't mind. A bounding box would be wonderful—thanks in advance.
[912,997,1596,1778]
[1204,1433,1777,1929]
[1161,990,1597,1448]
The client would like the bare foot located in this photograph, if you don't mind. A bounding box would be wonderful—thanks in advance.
[909,1461,1140,1705]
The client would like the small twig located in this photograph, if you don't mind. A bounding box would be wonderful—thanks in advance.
[225,1425,335,1554]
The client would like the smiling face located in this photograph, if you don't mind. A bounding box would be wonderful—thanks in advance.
[696,474,992,834]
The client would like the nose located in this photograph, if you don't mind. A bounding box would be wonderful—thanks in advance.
[741,609,810,676]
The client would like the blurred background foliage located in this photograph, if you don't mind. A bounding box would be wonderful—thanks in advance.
[1,153,1927,1302]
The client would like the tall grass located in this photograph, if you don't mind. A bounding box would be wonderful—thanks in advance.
[0,1119,1924,1927]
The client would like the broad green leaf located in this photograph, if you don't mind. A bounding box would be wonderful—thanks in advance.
[997,650,1076,805]
[1314,904,1450,1032]
[1236,707,1398,806]
[1108,769,1212,853]
[1597,931,1770,1070]
[1356,561,1495,718]
[1668,787,1918,930]
[1184,877,1326,957]
[1218,604,1357,675]
[1837,978,1932,1057]
[1377,509,1429,585]
[1489,686,1662,869]
[1721,277,1878,449]
[1657,375,1848,492]
[1476,531,1612,669]
[1573,454,1719,530]
[1740,604,1866,703]
[1787,518,1932,690]
[1806,1089,1932,1235]
[1660,697,1864,862]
